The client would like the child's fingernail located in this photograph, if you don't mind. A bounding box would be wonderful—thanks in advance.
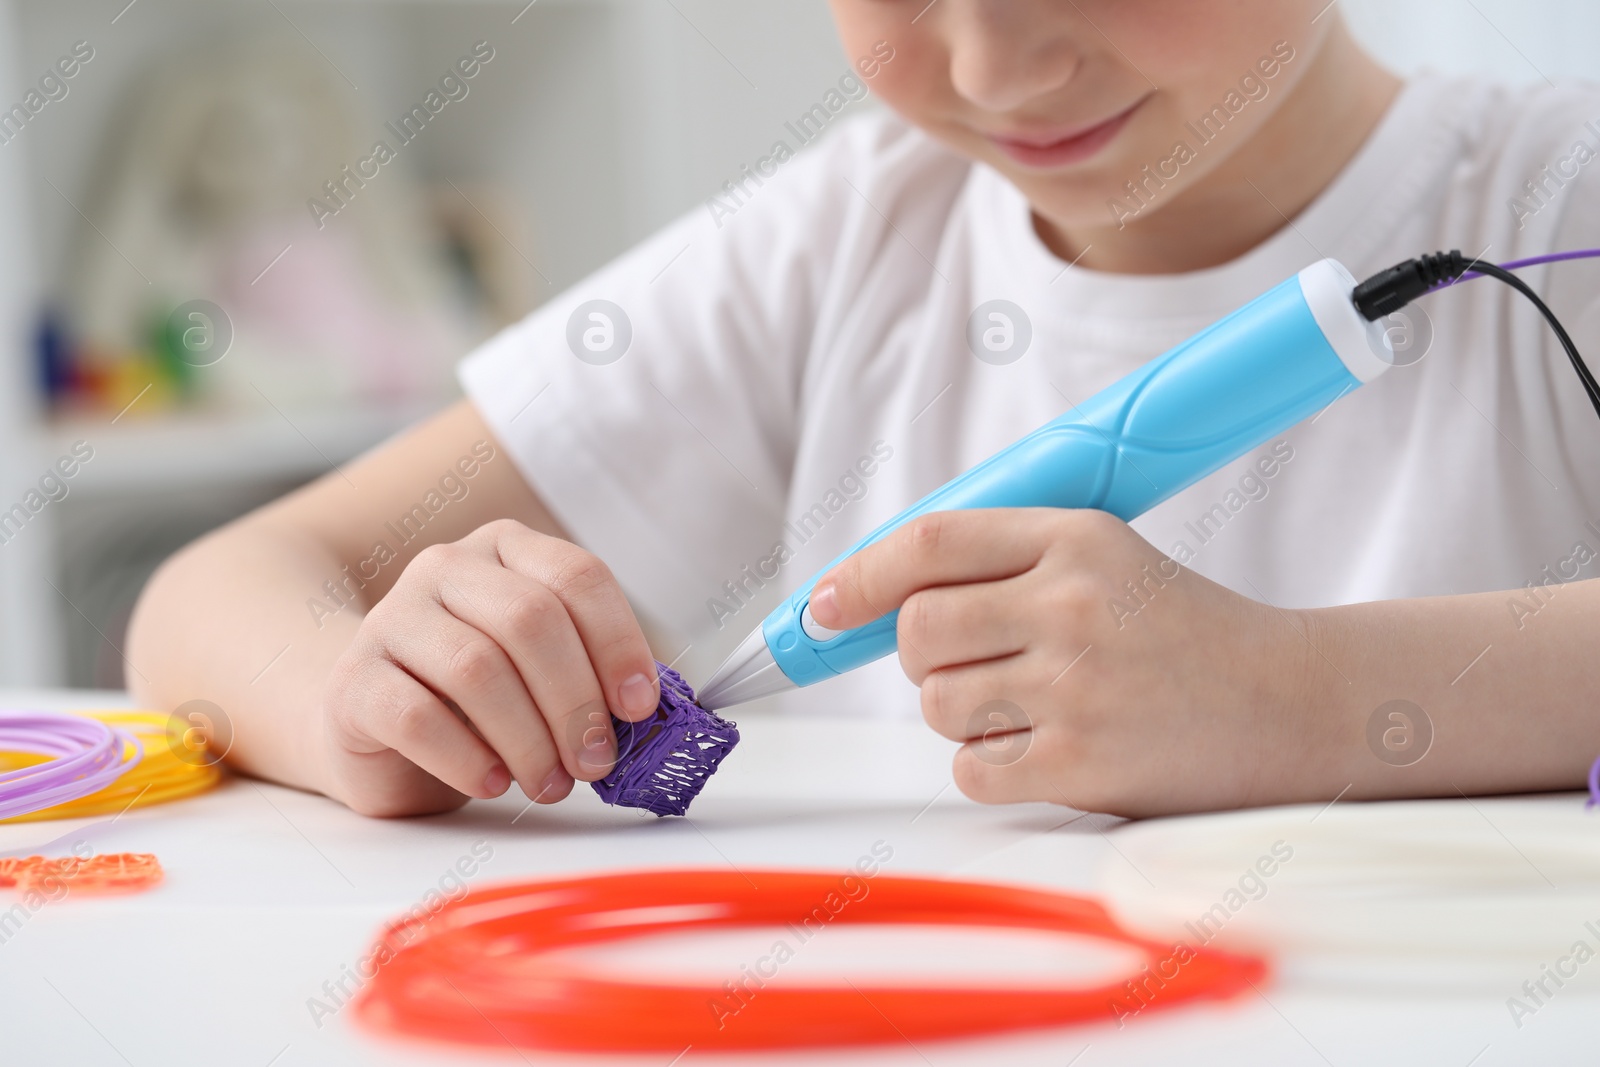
[538,765,572,801]
[483,764,511,797]
[810,583,839,624]
[578,728,615,773]
[620,672,658,715]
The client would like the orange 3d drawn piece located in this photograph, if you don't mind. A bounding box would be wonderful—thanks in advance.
[354,868,1266,1052]
[0,853,164,894]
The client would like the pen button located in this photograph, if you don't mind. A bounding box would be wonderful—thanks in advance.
[800,601,843,642]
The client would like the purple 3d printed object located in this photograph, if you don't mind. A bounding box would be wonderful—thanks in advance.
[592,664,739,817]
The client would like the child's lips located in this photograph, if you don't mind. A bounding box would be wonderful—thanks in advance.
[986,98,1147,170]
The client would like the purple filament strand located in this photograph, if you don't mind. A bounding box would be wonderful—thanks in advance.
[1432,247,1600,289]
[0,711,143,820]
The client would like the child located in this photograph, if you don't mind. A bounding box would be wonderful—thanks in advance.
[127,0,1600,818]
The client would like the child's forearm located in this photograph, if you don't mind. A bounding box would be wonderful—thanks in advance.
[127,520,364,795]
[1305,578,1600,799]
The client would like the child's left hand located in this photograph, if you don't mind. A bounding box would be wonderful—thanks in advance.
[806,508,1341,817]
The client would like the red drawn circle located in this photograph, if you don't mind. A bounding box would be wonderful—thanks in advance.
[354,869,1266,1051]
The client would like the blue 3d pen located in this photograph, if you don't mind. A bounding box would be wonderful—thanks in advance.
[696,258,1392,709]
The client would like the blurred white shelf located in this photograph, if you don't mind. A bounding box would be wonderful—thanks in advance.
[39,400,442,494]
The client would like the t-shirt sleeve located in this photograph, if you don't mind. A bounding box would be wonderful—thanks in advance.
[458,119,879,636]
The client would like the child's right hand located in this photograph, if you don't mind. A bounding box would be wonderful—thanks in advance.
[317,519,663,816]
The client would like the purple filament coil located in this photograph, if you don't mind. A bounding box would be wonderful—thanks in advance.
[592,664,739,817]
[0,710,142,820]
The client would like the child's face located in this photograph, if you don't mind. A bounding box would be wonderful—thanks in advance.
[830,0,1332,234]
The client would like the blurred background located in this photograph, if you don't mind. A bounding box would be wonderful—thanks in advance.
[0,0,1595,689]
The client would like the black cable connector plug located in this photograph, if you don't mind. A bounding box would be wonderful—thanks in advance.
[1352,248,1600,421]
[1350,250,1470,321]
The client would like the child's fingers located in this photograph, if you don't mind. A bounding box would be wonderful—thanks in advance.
[381,607,572,799]
[896,577,1035,685]
[338,658,510,801]
[809,509,1052,630]
[951,741,1045,806]
[920,658,1049,806]
[917,656,1032,743]
[489,522,661,722]
[434,567,618,782]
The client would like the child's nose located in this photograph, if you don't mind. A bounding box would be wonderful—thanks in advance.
[946,0,1081,113]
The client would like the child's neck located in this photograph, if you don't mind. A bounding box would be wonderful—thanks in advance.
[1035,22,1402,276]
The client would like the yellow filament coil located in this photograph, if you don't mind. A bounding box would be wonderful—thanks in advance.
[0,710,223,822]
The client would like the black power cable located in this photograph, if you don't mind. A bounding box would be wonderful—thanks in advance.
[1351,249,1600,422]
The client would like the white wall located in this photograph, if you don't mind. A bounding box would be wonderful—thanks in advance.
[0,0,62,686]
[1345,0,1600,82]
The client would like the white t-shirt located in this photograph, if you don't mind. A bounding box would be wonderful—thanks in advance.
[461,75,1600,720]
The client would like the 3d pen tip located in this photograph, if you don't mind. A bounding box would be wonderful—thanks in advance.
[695,627,796,710]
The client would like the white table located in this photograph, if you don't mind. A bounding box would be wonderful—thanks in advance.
[0,690,1591,1066]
